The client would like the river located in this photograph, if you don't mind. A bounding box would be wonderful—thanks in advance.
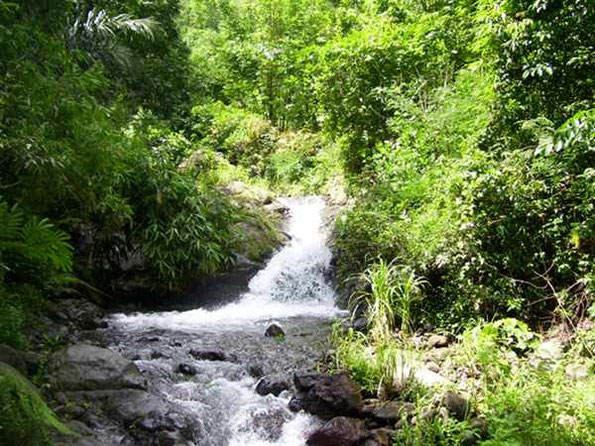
[107,196,343,445]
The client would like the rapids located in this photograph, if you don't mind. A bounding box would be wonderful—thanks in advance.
[108,196,343,445]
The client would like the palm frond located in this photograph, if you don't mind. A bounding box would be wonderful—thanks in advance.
[67,7,157,66]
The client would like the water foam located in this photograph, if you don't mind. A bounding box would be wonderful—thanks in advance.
[112,196,340,331]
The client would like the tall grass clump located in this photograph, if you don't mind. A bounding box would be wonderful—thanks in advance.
[350,259,426,340]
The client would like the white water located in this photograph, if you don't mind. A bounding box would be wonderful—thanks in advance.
[109,196,342,445]
[113,197,339,331]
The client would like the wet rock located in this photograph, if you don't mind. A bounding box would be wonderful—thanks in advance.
[177,363,197,376]
[56,389,198,443]
[49,344,145,391]
[298,372,363,419]
[362,400,415,425]
[288,396,302,412]
[255,376,290,396]
[294,371,325,392]
[247,363,264,378]
[150,350,168,359]
[428,334,450,348]
[306,416,365,446]
[250,406,291,442]
[264,323,285,338]
[264,200,289,215]
[442,391,471,421]
[189,348,226,361]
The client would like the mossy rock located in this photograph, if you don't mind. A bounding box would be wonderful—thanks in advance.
[0,362,72,445]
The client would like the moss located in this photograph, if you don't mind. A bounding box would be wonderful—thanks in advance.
[0,362,72,446]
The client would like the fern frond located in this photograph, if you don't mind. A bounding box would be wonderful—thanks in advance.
[20,218,73,273]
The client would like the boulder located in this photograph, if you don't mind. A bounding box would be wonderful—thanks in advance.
[297,372,363,419]
[362,400,415,425]
[288,397,302,412]
[49,344,145,391]
[247,363,264,378]
[306,417,365,446]
[255,376,290,397]
[264,323,285,338]
[55,389,198,443]
[189,348,226,361]
[264,201,289,215]
[365,428,395,446]
[442,391,471,421]
[414,367,449,388]
[428,334,450,348]
[294,371,325,392]
[177,363,197,376]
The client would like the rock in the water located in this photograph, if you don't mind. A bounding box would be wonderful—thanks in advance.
[442,391,471,421]
[298,372,363,419]
[288,397,302,412]
[49,344,145,391]
[255,377,290,396]
[294,371,325,392]
[264,201,289,215]
[428,334,450,348]
[177,363,197,376]
[306,416,365,446]
[264,323,285,338]
[188,348,226,361]
[247,363,264,378]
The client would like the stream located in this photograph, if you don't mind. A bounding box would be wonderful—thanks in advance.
[106,196,343,445]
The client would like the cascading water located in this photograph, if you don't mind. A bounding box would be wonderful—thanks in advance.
[108,196,343,445]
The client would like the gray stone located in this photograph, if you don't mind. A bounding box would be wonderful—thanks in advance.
[442,391,471,421]
[428,334,450,348]
[49,344,145,391]
[264,323,285,338]
[362,401,415,424]
[177,363,197,376]
[288,397,302,412]
[306,416,365,446]
[294,371,325,392]
[298,372,363,419]
[366,428,395,446]
[414,367,449,388]
[255,376,290,396]
[189,348,226,361]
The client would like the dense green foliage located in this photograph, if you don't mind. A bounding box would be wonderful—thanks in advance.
[1,0,594,444]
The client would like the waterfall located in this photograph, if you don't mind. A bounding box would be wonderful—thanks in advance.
[109,196,342,445]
